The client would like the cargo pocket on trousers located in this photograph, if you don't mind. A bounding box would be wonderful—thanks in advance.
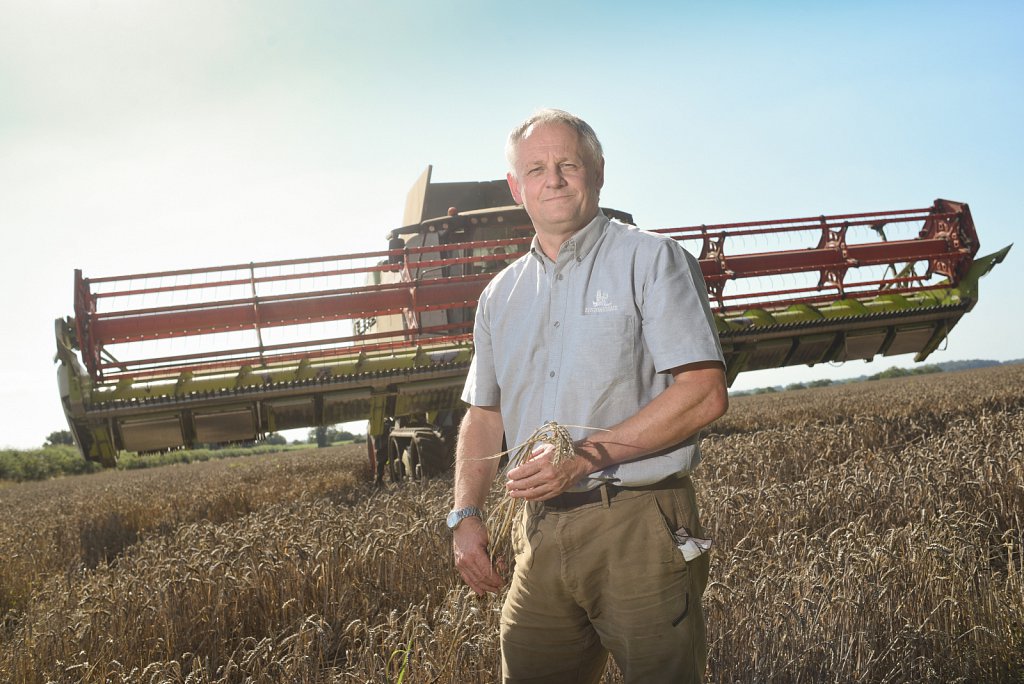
[647,493,693,626]
[648,494,691,567]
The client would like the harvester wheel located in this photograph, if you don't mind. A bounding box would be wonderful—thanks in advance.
[387,437,406,482]
[414,432,449,478]
[401,446,418,481]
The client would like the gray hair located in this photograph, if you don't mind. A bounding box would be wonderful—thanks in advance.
[505,108,604,173]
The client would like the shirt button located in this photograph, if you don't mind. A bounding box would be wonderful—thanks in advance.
[556,273,564,281]
[549,371,555,378]
[553,321,560,328]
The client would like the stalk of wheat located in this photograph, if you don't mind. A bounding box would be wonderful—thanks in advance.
[485,421,579,566]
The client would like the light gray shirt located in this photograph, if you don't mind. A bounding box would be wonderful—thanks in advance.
[461,211,725,489]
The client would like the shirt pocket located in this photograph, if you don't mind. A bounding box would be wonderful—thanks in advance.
[568,314,638,411]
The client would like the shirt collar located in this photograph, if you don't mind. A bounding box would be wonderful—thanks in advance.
[529,210,609,266]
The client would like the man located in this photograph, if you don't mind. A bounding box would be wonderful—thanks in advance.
[450,108,728,684]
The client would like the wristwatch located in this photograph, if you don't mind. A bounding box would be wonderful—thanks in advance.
[446,505,483,530]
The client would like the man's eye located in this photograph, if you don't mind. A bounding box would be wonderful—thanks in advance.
[527,167,543,175]
[560,163,578,170]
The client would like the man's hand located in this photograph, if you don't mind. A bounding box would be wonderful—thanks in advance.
[452,517,504,596]
[505,443,589,501]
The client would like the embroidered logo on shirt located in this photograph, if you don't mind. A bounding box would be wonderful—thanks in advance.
[585,289,620,314]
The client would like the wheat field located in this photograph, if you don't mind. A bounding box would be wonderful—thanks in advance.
[1,364,1022,682]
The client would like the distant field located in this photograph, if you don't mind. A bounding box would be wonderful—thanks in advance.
[1,365,1021,682]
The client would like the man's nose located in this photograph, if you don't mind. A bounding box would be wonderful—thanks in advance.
[544,167,566,187]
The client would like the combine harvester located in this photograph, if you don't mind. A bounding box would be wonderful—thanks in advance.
[55,167,1010,477]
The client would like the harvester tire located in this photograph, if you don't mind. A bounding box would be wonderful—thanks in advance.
[401,446,418,481]
[387,437,406,482]
[414,432,449,478]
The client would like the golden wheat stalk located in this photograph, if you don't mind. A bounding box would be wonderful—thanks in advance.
[484,421,597,567]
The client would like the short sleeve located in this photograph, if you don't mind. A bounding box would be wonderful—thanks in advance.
[461,285,502,407]
[641,239,725,373]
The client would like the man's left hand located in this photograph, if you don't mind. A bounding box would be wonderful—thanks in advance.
[505,443,589,501]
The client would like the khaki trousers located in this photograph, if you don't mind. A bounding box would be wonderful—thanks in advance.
[500,476,710,684]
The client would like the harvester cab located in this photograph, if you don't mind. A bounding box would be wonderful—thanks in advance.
[55,167,1010,475]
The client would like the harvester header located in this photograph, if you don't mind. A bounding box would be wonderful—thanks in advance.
[55,167,1009,470]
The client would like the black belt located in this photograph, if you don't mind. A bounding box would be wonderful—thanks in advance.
[544,476,686,511]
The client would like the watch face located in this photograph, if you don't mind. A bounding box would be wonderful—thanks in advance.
[447,506,481,529]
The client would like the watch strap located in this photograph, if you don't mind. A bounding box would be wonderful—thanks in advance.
[447,505,484,530]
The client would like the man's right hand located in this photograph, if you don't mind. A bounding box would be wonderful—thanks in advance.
[453,516,504,595]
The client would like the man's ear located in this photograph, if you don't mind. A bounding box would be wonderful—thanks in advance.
[596,156,605,192]
[507,172,523,205]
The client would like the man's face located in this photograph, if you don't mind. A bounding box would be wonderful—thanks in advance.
[507,122,605,241]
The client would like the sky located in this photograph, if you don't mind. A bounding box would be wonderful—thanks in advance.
[1,0,1021,449]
